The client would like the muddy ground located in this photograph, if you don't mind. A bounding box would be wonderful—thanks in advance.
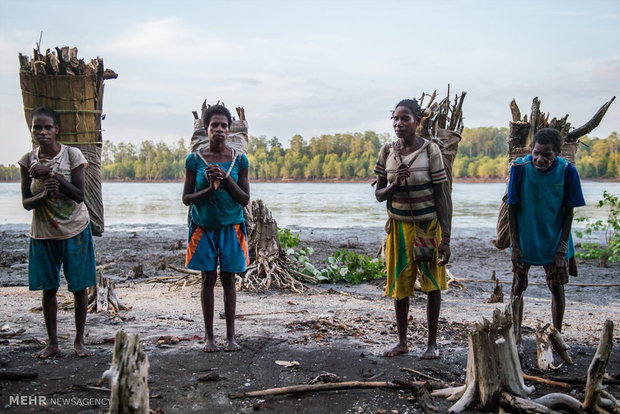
[0,225,618,413]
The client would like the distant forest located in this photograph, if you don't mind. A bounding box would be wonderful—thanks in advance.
[1,128,618,180]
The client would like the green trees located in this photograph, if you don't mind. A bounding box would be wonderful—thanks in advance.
[1,128,617,181]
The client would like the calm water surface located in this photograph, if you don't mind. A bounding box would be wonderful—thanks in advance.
[1,182,618,238]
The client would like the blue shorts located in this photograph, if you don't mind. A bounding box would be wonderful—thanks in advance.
[28,224,97,292]
[185,221,249,273]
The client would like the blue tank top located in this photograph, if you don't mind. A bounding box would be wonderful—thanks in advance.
[515,156,575,265]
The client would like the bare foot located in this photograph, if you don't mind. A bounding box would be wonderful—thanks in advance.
[421,345,440,360]
[224,339,241,352]
[33,344,61,359]
[202,339,219,352]
[74,343,94,357]
[383,343,408,357]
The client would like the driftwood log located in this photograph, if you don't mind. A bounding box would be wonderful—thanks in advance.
[583,319,615,412]
[102,331,149,414]
[239,199,309,292]
[229,380,420,399]
[536,323,557,371]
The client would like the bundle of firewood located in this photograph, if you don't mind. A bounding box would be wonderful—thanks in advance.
[19,46,117,79]
[418,87,467,136]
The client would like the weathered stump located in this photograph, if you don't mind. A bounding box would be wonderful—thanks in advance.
[87,270,131,314]
[102,331,149,414]
[240,200,308,292]
[583,320,615,412]
[432,307,534,413]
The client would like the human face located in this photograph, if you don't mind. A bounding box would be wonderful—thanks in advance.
[207,114,229,143]
[31,114,58,146]
[531,142,557,172]
[392,106,418,140]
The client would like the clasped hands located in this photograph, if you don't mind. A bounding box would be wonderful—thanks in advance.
[29,163,59,196]
[205,164,227,190]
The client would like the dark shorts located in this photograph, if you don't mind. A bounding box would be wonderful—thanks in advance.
[28,224,97,292]
[513,260,569,288]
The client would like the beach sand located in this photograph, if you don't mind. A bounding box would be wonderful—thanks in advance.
[0,225,618,413]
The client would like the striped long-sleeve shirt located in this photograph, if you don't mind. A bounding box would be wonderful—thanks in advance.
[374,140,447,222]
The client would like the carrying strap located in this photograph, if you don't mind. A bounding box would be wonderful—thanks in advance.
[393,140,431,220]
[194,147,238,177]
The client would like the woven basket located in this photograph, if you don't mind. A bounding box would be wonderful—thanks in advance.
[19,71,106,235]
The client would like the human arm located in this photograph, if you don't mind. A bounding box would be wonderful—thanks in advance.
[21,165,47,211]
[374,164,409,202]
[549,208,574,270]
[433,182,451,265]
[182,168,218,206]
[508,204,525,271]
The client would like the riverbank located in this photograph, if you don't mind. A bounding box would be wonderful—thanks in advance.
[0,225,618,412]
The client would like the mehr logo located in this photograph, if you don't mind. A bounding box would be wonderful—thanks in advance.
[9,395,47,406]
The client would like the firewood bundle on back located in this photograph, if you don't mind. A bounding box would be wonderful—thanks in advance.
[18,45,117,236]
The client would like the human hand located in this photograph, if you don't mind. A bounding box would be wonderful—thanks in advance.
[437,240,450,266]
[549,252,565,272]
[206,165,225,190]
[395,163,410,183]
[44,177,59,197]
[29,163,52,179]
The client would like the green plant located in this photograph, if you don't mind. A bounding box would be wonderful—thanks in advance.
[319,249,386,284]
[277,227,300,249]
[575,190,620,266]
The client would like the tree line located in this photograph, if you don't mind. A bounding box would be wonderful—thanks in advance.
[0,128,618,181]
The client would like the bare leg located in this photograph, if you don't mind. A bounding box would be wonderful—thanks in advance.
[384,297,409,357]
[511,269,528,348]
[34,289,61,358]
[73,289,93,357]
[422,290,441,359]
[220,271,241,352]
[201,271,219,352]
[549,284,565,333]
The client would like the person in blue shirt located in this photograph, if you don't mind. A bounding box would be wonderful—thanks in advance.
[182,104,250,352]
[507,128,585,345]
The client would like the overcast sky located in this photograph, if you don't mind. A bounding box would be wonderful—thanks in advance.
[1,0,619,165]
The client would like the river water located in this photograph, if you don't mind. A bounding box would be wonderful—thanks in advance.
[1,182,617,239]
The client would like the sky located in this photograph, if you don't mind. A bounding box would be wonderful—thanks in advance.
[0,0,619,165]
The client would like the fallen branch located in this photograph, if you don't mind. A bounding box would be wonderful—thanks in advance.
[0,370,38,380]
[229,380,414,399]
[400,367,444,384]
[453,278,620,288]
[167,265,201,276]
[522,373,568,388]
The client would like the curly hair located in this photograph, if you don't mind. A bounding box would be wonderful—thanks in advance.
[533,128,562,153]
[393,99,423,121]
[31,106,60,126]
[203,104,232,129]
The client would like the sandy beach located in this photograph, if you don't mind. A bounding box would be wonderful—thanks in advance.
[0,225,618,413]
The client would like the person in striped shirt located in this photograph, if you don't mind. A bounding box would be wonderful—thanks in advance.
[374,99,451,359]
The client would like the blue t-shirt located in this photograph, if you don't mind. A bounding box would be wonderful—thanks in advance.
[185,150,249,229]
[507,155,585,265]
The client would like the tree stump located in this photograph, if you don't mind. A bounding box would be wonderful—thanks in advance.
[240,200,306,292]
[432,306,534,413]
[87,270,131,314]
[102,331,149,414]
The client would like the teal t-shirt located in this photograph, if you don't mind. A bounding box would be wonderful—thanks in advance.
[185,151,249,229]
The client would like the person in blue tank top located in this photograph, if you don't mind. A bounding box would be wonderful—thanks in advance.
[507,128,585,346]
[182,104,250,352]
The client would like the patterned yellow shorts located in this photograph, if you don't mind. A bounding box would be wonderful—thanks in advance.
[384,218,447,300]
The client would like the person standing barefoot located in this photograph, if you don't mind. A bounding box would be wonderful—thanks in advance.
[374,99,451,359]
[182,104,250,352]
[19,106,96,359]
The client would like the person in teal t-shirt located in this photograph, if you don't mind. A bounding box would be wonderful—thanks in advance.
[182,104,250,353]
[507,128,585,346]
